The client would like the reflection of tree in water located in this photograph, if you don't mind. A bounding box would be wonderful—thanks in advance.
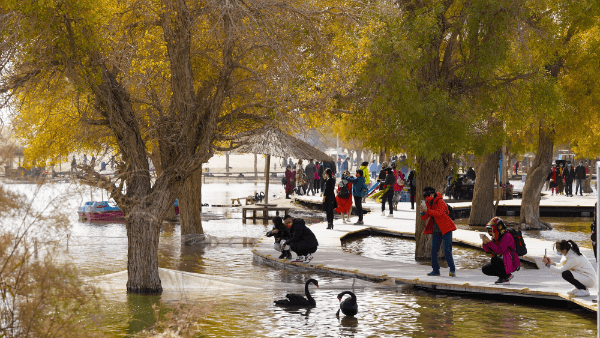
[125,294,161,336]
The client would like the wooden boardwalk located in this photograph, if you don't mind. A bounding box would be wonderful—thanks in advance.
[252,194,599,313]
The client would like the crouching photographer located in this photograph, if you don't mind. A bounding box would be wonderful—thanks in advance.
[267,216,292,260]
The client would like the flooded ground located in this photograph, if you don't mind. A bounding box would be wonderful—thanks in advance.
[0,181,597,337]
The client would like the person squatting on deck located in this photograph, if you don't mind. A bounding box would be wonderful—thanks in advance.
[542,240,596,297]
[267,216,292,260]
[344,169,367,225]
[282,215,319,263]
[420,186,457,277]
[481,217,520,285]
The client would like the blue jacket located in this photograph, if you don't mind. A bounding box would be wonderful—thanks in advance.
[344,175,367,197]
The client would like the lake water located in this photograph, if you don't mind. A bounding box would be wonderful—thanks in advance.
[1,181,596,337]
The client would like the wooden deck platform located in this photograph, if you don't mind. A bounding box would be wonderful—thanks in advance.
[253,194,599,313]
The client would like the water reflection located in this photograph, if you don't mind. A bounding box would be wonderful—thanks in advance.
[1,182,597,336]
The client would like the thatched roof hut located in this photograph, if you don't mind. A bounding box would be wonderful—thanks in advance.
[235,126,333,204]
[235,127,332,162]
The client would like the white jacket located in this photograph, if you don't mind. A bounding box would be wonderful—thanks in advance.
[548,250,597,287]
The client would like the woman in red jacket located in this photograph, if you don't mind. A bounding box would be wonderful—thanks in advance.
[420,186,457,277]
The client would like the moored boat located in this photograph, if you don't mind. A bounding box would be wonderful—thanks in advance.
[78,200,180,222]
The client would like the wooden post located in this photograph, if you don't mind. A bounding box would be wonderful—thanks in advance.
[254,153,258,178]
[265,155,271,204]
[226,151,230,176]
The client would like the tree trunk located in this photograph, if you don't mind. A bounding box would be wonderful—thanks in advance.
[126,211,162,293]
[415,153,453,260]
[520,126,553,230]
[179,166,204,242]
[468,149,501,226]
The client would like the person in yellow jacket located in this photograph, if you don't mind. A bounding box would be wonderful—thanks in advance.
[359,161,370,186]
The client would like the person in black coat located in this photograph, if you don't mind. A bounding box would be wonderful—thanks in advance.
[322,168,338,229]
[381,167,395,217]
[575,162,587,196]
[563,163,575,197]
[377,161,388,190]
[283,216,319,263]
[267,216,292,259]
[466,167,476,181]
[408,170,417,209]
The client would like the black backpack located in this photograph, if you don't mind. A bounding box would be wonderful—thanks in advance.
[507,228,527,256]
[446,204,456,220]
[338,181,351,199]
[281,177,287,186]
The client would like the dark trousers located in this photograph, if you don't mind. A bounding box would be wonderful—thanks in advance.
[307,179,315,195]
[565,181,573,196]
[381,191,393,213]
[482,256,508,279]
[354,195,363,222]
[320,179,326,192]
[291,244,317,257]
[431,231,455,273]
[575,179,584,195]
[326,204,334,225]
[409,185,416,209]
[314,179,320,192]
[562,270,587,290]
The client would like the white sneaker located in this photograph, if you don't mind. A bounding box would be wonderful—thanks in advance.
[567,288,578,295]
[572,289,590,297]
[342,219,347,224]
[381,212,385,216]
[387,214,394,218]
[292,255,305,262]
[303,254,313,263]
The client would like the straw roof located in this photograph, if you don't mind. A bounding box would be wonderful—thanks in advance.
[235,127,333,162]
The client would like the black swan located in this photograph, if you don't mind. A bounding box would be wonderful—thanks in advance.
[336,291,358,317]
[274,279,319,307]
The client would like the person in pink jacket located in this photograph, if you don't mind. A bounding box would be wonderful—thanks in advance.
[481,217,521,284]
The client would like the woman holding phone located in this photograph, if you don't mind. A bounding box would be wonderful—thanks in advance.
[481,217,520,284]
[420,186,457,277]
[542,240,596,297]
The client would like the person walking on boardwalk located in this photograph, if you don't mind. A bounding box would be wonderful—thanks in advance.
[420,186,457,277]
[563,163,575,197]
[542,240,596,297]
[334,170,353,224]
[305,159,317,196]
[557,163,565,195]
[313,161,321,194]
[345,169,367,225]
[285,165,295,199]
[282,216,319,263]
[407,170,417,210]
[481,217,520,284]
[381,167,395,217]
[549,165,558,195]
[70,156,77,175]
[369,160,378,182]
[322,168,338,229]
[391,162,405,210]
[575,161,586,196]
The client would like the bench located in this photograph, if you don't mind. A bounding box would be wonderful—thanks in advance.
[231,196,256,206]
[242,206,291,223]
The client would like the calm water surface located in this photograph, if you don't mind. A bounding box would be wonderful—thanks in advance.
[1,181,596,337]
